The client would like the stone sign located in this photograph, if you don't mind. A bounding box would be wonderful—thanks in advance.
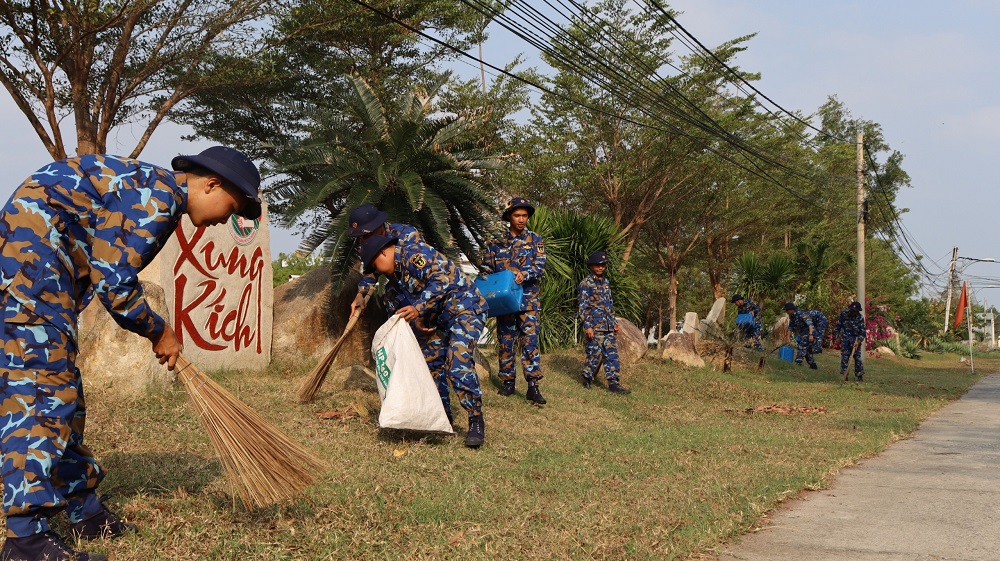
[159,207,273,370]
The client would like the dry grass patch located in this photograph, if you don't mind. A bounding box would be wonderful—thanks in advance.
[57,346,1000,560]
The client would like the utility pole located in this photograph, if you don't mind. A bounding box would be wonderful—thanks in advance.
[944,245,958,332]
[856,132,866,319]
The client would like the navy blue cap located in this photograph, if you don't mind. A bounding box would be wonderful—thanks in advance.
[346,203,389,238]
[502,197,535,220]
[783,302,797,311]
[586,251,609,266]
[849,301,862,312]
[172,146,262,220]
[731,294,744,303]
[360,234,398,273]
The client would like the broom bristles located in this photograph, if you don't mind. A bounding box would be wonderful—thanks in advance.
[298,300,366,403]
[176,354,326,509]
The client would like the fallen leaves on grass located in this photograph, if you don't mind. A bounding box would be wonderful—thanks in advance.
[728,404,828,415]
[315,402,368,421]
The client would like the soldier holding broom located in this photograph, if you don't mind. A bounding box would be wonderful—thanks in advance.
[0,147,262,561]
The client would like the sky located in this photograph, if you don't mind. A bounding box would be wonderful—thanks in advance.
[1,1,998,300]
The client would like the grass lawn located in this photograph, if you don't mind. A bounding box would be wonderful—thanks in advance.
[38,346,1000,560]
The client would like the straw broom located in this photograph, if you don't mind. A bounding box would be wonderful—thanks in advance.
[298,292,371,403]
[175,354,326,509]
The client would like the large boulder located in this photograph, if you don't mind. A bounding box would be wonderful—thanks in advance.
[770,315,791,347]
[682,311,700,343]
[616,318,647,365]
[705,297,726,324]
[77,281,173,395]
[271,267,387,370]
[661,331,705,368]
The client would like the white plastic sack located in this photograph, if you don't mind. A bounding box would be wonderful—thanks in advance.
[371,315,454,434]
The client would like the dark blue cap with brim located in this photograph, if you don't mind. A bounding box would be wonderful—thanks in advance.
[172,146,262,220]
[502,197,535,220]
[360,234,398,273]
[346,203,388,238]
[586,251,609,266]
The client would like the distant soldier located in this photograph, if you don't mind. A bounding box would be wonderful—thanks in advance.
[835,301,866,382]
[784,302,818,369]
[578,251,631,394]
[808,309,828,354]
[480,197,547,405]
[360,234,488,448]
[731,293,763,351]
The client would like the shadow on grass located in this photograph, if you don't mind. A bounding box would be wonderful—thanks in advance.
[97,451,222,498]
[376,428,455,445]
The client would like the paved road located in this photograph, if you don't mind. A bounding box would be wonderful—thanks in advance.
[715,372,1000,561]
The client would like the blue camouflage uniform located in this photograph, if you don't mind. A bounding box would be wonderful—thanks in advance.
[0,155,184,538]
[480,229,546,386]
[357,222,422,296]
[736,298,763,350]
[382,240,487,419]
[578,274,621,384]
[835,309,866,378]
[787,310,818,367]
[808,310,828,353]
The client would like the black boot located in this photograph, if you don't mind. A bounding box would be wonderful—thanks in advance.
[526,385,546,405]
[856,373,864,382]
[497,380,515,396]
[607,382,631,395]
[809,363,818,370]
[582,377,593,389]
[70,499,137,541]
[0,530,107,561]
[465,415,485,448]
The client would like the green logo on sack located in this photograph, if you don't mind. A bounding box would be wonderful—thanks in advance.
[375,346,390,388]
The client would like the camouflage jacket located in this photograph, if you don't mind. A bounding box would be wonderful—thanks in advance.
[384,240,486,324]
[578,274,617,332]
[0,155,185,341]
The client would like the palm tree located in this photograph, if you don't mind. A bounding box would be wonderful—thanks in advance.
[268,73,502,286]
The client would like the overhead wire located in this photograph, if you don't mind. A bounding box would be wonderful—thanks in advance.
[459,0,856,212]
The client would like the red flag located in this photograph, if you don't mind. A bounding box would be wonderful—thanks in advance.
[953,281,968,330]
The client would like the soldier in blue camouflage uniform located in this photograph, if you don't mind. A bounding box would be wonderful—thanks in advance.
[345,203,424,317]
[361,234,488,448]
[480,197,547,405]
[731,294,763,351]
[784,303,818,369]
[835,301,866,382]
[0,147,262,560]
[578,252,631,394]
[808,310,828,354]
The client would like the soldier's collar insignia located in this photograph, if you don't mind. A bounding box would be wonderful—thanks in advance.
[410,254,427,268]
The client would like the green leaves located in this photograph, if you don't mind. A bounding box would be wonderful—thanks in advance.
[269,72,500,291]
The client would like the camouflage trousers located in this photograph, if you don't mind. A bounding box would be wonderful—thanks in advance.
[840,335,865,375]
[583,331,621,383]
[813,318,828,353]
[497,310,542,385]
[738,322,763,351]
[419,312,485,418]
[793,334,817,367]
[0,307,105,537]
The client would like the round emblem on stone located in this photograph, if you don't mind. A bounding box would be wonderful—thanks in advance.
[228,214,260,246]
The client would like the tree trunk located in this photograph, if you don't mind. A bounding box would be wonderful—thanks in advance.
[656,295,663,350]
[668,269,679,331]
